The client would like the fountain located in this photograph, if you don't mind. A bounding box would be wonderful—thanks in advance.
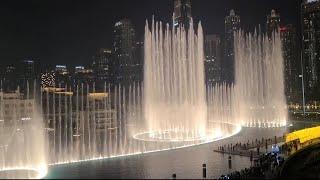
[234,30,287,128]
[0,18,289,180]
[0,84,47,179]
[39,18,240,166]
[141,19,209,141]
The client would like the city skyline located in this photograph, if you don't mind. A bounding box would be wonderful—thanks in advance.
[1,1,320,179]
[0,0,301,67]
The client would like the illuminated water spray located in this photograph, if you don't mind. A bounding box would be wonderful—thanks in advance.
[143,19,208,141]
[234,30,287,127]
[0,85,47,179]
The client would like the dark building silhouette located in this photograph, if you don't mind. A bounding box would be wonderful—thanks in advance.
[73,66,95,87]
[3,65,17,92]
[16,59,41,96]
[92,48,113,89]
[223,9,240,84]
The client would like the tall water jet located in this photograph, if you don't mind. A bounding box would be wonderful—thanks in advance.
[0,86,47,179]
[143,19,207,141]
[234,30,287,128]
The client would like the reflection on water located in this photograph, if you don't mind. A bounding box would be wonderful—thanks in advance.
[46,127,289,179]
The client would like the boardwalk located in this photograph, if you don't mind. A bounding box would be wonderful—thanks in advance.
[214,136,285,158]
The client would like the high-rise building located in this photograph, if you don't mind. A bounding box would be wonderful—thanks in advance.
[55,65,68,75]
[75,66,85,74]
[113,19,136,86]
[133,40,144,83]
[18,59,36,80]
[223,9,240,83]
[0,91,35,127]
[280,25,300,103]
[266,9,281,37]
[92,48,113,86]
[17,59,41,96]
[173,0,192,28]
[55,65,70,87]
[73,66,94,86]
[3,65,17,92]
[204,34,222,84]
[301,0,320,101]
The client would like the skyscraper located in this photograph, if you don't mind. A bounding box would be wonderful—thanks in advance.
[3,65,17,92]
[73,65,94,86]
[55,65,70,87]
[280,25,300,103]
[173,0,192,28]
[92,48,113,87]
[301,0,320,101]
[266,9,281,37]
[113,19,136,86]
[204,34,222,84]
[223,9,240,83]
[133,40,144,82]
[17,59,41,95]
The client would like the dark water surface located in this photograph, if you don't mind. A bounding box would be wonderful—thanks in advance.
[46,126,294,179]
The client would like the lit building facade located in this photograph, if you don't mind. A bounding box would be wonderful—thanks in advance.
[266,9,281,38]
[301,0,320,102]
[173,0,192,29]
[41,71,56,88]
[280,25,301,104]
[113,19,137,86]
[92,48,113,88]
[55,65,68,75]
[223,9,240,83]
[55,65,71,87]
[204,34,222,84]
[41,90,117,138]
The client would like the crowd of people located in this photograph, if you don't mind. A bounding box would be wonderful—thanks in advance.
[219,152,285,179]
[217,136,286,179]
[281,140,299,156]
[217,136,283,154]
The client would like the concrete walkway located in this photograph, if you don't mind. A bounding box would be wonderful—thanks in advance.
[214,136,285,158]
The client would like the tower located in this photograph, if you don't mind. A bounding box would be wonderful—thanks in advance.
[223,9,240,83]
[113,19,136,86]
[301,0,320,101]
[173,0,192,29]
[266,9,281,38]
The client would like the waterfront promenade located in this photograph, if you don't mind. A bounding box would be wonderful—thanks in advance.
[214,136,284,158]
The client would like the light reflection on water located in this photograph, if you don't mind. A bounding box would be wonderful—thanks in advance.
[45,127,291,179]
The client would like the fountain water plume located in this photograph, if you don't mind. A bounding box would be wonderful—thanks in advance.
[0,84,47,179]
[0,18,249,178]
[234,30,287,128]
[143,18,208,141]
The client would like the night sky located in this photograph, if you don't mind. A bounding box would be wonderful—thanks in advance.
[0,0,301,67]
